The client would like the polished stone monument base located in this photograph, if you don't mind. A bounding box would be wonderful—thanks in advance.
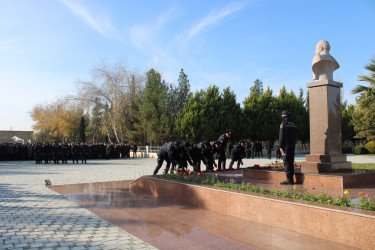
[129,176,375,249]
[301,154,352,173]
[243,168,375,189]
[51,179,361,249]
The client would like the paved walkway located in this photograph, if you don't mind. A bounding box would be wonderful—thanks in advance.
[0,154,374,249]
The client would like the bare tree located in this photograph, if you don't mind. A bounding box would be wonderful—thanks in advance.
[69,59,144,143]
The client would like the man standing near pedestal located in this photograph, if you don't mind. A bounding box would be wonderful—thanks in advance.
[279,110,297,185]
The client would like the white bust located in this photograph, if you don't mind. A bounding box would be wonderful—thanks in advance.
[312,40,339,81]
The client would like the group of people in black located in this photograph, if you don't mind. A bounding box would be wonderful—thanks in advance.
[245,141,282,160]
[1,111,297,184]
[0,142,139,164]
[153,110,297,185]
[153,130,249,175]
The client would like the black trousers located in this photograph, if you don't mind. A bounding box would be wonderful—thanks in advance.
[217,149,226,169]
[283,152,295,181]
[153,154,170,175]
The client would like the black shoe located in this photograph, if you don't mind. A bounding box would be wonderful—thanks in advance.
[280,180,294,185]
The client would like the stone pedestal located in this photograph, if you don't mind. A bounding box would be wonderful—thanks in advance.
[302,80,352,173]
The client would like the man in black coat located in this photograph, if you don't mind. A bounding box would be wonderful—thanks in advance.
[71,143,79,163]
[274,141,281,159]
[228,139,247,169]
[153,141,180,175]
[189,142,201,172]
[279,110,297,185]
[133,144,138,158]
[211,141,221,169]
[52,143,61,164]
[176,142,194,172]
[197,141,216,172]
[217,130,231,170]
[266,141,274,159]
[80,143,88,163]
[34,143,43,164]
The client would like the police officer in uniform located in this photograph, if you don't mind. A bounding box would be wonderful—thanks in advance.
[228,139,247,169]
[266,140,274,159]
[279,110,297,185]
[197,141,216,172]
[217,130,231,170]
[189,142,201,172]
[153,141,180,175]
[176,142,194,172]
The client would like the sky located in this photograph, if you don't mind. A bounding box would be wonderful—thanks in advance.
[0,0,374,131]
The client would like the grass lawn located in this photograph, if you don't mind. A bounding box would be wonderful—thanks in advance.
[295,162,375,170]
[352,163,375,170]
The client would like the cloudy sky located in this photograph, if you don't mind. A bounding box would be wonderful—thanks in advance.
[0,0,374,131]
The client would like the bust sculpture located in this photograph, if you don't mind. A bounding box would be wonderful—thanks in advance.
[312,40,339,81]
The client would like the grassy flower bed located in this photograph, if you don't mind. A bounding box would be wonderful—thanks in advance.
[162,171,375,211]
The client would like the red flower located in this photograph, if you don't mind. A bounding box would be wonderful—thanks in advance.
[233,180,237,183]
[312,187,315,190]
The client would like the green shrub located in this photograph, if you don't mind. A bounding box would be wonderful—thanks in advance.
[353,146,369,155]
[365,141,375,154]
[342,146,353,154]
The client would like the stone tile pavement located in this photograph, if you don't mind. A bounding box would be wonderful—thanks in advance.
[0,158,158,250]
[0,154,373,249]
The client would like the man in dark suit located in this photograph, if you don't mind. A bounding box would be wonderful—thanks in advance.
[279,110,297,185]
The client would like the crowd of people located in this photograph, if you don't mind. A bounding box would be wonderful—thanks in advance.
[0,142,138,163]
[0,110,296,185]
[152,110,297,186]
[153,130,250,175]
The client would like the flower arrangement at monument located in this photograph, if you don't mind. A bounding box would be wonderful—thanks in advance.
[247,161,300,171]
[161,171,375,211]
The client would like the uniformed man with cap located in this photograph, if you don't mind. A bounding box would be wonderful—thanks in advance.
[197,141,216,172]
[176,142,195,172]
[217,130,232,170]
[153,141,180,175]
[279,110,297,185]
[228,139,247,169]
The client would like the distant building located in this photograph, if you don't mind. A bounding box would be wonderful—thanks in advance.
[0,130,34,143]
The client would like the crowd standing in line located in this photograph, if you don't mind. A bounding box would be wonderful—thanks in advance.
[0,142,135,164]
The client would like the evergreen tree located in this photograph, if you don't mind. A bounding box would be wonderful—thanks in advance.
[176,68,190,114]
[257,87,278,140]
[250,79,264,98]
[221,87,242,140]
[243,84,309,142]
[139,69,171,144]
[242,80,262,139]
[174,85,241,142]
